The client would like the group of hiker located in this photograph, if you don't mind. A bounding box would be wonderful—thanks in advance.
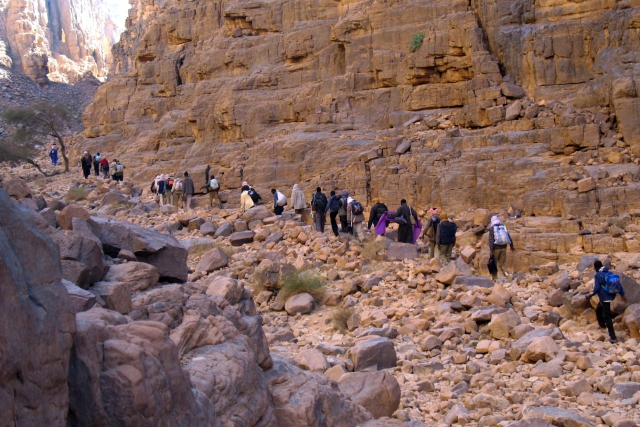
[150,172,196,209]
[79,151,124,181]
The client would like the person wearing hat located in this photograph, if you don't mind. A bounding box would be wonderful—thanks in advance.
[435,212,457,264]
[368,198,388,230]
[488,215,514,279]
[81,151,92,179]
[424,207,441,259]
[337,190,351,233]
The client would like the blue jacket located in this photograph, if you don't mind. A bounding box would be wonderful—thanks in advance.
[592,267,624,302]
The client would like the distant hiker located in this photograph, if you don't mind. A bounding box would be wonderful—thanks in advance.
[435,213,457,264]
[153,174,166,206]
[325,190,342,236]
[172,174,184,207]
[488,215,514,279]
[311,187,328,232]
[347,196,365,238]
[182,171,195,210]
[208,174,221,208]
[165,174,174,203]
[81,151,92,179]
[368,198,388,230]
[271,188,287,215]
[114,160,125,182]
[241,185,255,212]
[395,199,418,244]
[100,157,109,179]
[586,260,627,342]
[93,153,101,176]
[338,190,349,233]
[424,207,441,259]
[291,184,306,214]
[109,159,117,180]
[242,181,262,205]
[49,144,58,166]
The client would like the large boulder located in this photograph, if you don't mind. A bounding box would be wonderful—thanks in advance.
[88,281,132,314]
[386,242,418,260]
[241,205,271,222]
[284,293,317,315]
[214,222,234,238]
[52,229,106,288]
[295,349,330,372]
[103,262,160,293]
[58,204,91,230]
[206,276,244,304]
[68,309,215,426]
[522,336,559,363]
[100,220,189,282]
[435,257,474,285]
[0,189,76,426]
[622,304,640,338]
[346,337,397,371]
[1,177,31,199]
[195,247,228,273]
[338,371,401,419]
[62,279,97,313]
[229,230,256,246]
[521,406,594,427]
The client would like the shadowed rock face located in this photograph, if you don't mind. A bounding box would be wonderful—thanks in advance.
[0,188,76,427]
[0,0,120,83]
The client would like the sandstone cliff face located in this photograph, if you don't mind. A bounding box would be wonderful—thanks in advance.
[0,0,123,83]
[79,0,640,216]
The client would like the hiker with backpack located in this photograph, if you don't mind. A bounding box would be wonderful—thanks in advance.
[488,215,514,279]
[291,184,306,214]
[435,213,457,263]
[241,185,255,212]
[208,175,221,208]
[586,260,626,342]
[93,153,101,176]
[424,207,441,259]
[100,156,109,179]
[271,188,287,215]
[182,171,195,210]
[347,197,365,238]
[242,181,262,205]
[338,190,350,233]
[395,199,418,244]
[113,160,125,181]
[153,174,166,206]
[368,198,388,230]
[171,174,183,206]
[325,190,342,236]
[81,151,92,179]
[311,187,328,232]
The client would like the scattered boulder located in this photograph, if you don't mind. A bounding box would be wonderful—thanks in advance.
[214,222,234,238]
[62,279,98,313]
[88,281,132,314]
[435,258,474,284]
[522,406,594,427]
[195,247,229,273]
[1,177,32,199]
[206,276,244,304]
[387,242,418,260]
[338,371,401,419]
[284,293,317,315]
[295,349,330,372]
[200,222,216,236]
[229,230,256,246]
[522,336,559,363]
[58,204,91,230]
[103,262,160,292]
[346,337,397,371]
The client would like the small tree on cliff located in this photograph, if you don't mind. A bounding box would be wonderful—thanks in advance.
[1,102,72,173]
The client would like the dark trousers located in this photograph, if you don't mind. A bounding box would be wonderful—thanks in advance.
[330,211,339,236]
[274,205,284,215]
[315,212,326,233]
[93,162,99,175]
[340,215,348,232]
[82,166,91,179]
[596,301,616,340]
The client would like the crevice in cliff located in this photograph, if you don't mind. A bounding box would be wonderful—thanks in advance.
[175,57,184,86]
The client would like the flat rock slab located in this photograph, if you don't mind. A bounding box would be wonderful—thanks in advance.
[338,371,401,419]
[285,293,316,315]
[63,279,97,313]
[206,276,244,304]
[452,276,495,289]
[89,281,132,314]
[195,247,228,273]
[346,336,397,371]
[522,406,594,427]
[214,222,234,238]
[103,262,160,293]
[229,230,256,246]
[386,242,418,260]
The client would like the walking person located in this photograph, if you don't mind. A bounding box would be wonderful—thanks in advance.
[172,175,183,207]
[488,215,514,279]
[291,184,306,214]
[93,153,101,176]
[182,171,195,210]
[241,184,255,212]
[271,188,287,215]
[325,190,342,237]
[368,198,388,231]
[81,151,92,179]
[154,174,167,206]
[100,156,109,178]
[114,160,125,181]
[395,199,418,244]
[586,260,627,342]
[435,213,457,264]
[49,144,58,166]
[346,196,365,239]
[338,190,349,233]
[311,187,328,233]
[208,175,221,208]
[424,208,441,259]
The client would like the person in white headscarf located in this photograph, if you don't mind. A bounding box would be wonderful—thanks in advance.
[153,174,167,206]
[291,184,306,214]
[488,215,515,280]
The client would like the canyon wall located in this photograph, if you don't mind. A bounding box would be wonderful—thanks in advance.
[79,0,640,216]
[0,0,124,83]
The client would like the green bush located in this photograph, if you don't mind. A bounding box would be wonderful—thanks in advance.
[279,270,325,302]
[66,186,88,201]
[409,32,426,53]
[331,307,355,332]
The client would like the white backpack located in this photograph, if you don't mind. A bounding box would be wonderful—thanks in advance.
[174,179,183,191]
[116,163,124,173]
[276,191,287,206]
[209,178,220,190]
[493,225,511,245]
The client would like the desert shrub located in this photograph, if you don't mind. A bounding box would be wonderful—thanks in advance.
[409,32,426,53]
[279,270,325,301]
[66,186,88,201]
[331,306,355,332]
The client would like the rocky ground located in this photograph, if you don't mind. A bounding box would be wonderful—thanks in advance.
[3,163,640,427]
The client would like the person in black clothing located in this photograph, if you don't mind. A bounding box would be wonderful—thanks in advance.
[93,153,101,176]
[271,188,285,216]
[396,199,418,244]
[311,187,328,233]
[338,190,349,233]
[586,260,627,342]
[368,198,388,230]
[435,213,457,263]
[325,191,342,236]
[81,151,92,179]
